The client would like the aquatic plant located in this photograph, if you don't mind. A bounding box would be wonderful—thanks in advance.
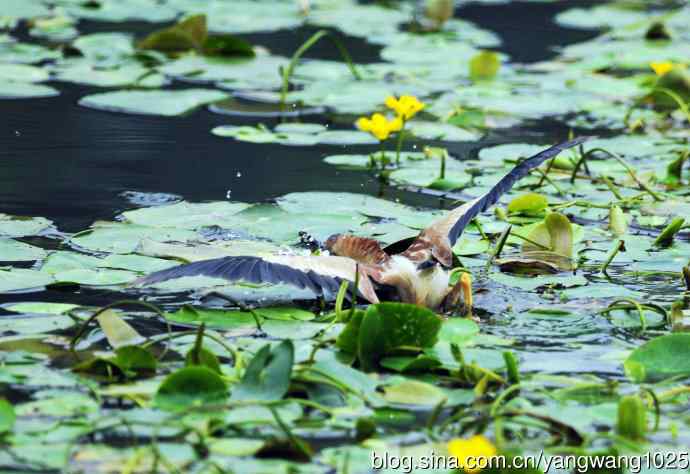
[385,94,425,164]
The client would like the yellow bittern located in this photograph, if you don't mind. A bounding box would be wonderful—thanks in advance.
[137,138,586,311]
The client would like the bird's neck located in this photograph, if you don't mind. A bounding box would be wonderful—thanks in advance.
[386,255,451,309]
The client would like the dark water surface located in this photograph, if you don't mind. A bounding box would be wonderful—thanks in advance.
[0,1,599,233]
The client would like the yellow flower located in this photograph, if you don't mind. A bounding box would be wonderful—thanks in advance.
[385,95,425,120]
[356,112,400,141]
[389,115,403,132]
[447,435,497,474]
[650,61,674,76]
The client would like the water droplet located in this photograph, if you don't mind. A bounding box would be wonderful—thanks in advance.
[14,130,20,136]
[236,171,242,178]
[226,190,232,199]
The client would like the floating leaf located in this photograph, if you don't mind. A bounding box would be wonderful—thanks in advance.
[0,63,49,83]
[624,334,690,382]
[165,306,260,331]
[380,355,441,373]
[0,214,52,238]
[0,399,15,434]
[138,14,206,53]
[115,346,157,377]
[79,89,228,116]
[0,239,46,262]
[382,380,446,406]
[156,366,228,411]
[3,302,79,315]
[96,309,144,349]
[231,340,294,402]
[0,80,59,99]
[0,268,53,293]
[356,303,442,372]
[185,346,221,374]
[437,318,480,346]
[507,193,548,216]
[203,34,254,58]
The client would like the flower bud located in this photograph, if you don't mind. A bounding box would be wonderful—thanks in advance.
[616,395,647,440]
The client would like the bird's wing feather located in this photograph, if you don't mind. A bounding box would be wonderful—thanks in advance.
[429,137,589,247]
[134,254,380,303]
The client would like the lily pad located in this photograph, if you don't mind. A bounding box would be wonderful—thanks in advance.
[624,334,690,383]
[156,366,228,411]
[79,89,228,116]
[0,239,46,262]
[382,379,446,406]
[0,214,52,237]
[121,201,250,229]
[0,81,59,99]
[231,340,294,402]
[0,268,53,292]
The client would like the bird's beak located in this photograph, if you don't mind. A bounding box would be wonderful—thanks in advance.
[460,272,473,314]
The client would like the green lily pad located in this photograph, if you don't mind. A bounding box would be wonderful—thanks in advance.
[52,60,165,88]
[407,121,482,142]
[490,272,588,291]
[165,306,260,331]
[121,200,250,228]
[0,399,15,434]
[3,302,79,315]
[0,314,77,335]
[624,334,690,383]
[0,80,59,99]
[52,268,138,286]
[63,0,178,23]
[0,63,49,83]
[355,303,442,371]
[507,193,548,216]
[155,366,228,411]
[231,340,294,402]
[79,89,228,116]
[0,214,52,237]
[0,41,61,64]
[70,224,197,254]
[0,239,46,262]
[0,268,54,292]
[382,379,446,406]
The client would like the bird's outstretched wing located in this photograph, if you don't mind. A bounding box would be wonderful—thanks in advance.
[405,137,589,266]
[134,254,381,303]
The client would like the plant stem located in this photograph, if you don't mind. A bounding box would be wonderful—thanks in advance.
[440,148,447,179]
[588,147,663,201]
[600,239,625,274]
[532,168,565,196]
[486,224,512,269]
[601,176,624,200]
[280,29,361,110]
[395,120,406,166]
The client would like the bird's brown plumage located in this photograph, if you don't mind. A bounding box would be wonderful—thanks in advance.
[135,138,589,310]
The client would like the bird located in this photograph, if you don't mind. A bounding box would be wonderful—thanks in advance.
[135,137,587,312]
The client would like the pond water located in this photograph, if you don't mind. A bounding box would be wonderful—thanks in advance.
[1,1,598,232]
[1,0,689,472]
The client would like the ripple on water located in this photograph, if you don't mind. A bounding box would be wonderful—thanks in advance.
[119,190,183,207]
